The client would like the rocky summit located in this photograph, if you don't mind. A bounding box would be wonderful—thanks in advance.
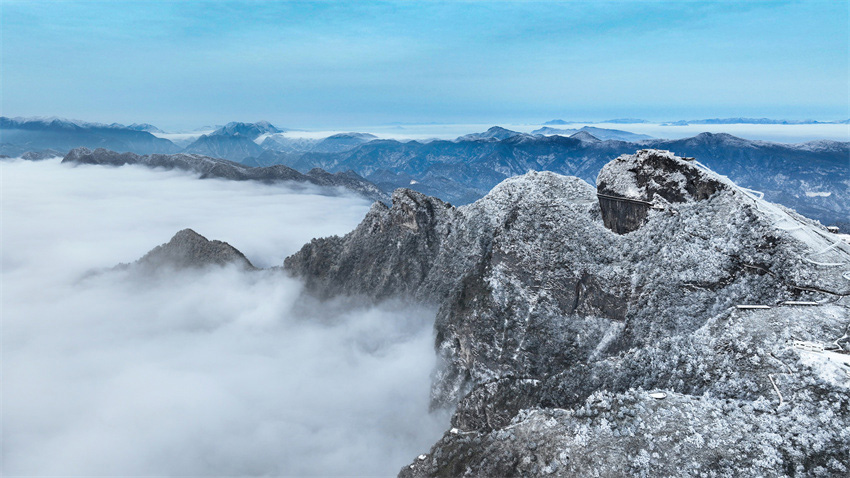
[134,228,255,271]
[285,149,850,476]
[596,149,728,233]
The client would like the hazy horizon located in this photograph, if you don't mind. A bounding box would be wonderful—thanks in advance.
[4,114,850,143]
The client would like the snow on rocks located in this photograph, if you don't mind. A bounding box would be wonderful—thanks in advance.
[285,149,850,477]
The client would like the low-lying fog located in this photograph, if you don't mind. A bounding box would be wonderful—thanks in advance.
[1,158,448,476]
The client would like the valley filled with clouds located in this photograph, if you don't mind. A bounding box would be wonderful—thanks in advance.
[1,159,447,475]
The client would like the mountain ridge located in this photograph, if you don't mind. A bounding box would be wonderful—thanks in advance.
[61,147,388,202]
[280,131,849,228]
[281,149,850,476]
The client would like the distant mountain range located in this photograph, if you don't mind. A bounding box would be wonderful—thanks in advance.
[532,126,653,142]
[0,117,382,163]
[253,132,379,161]
[544,117,850,125]
[3,117,847,228]
[182,132,265,162]
[124,123,165,133]
[665,118,850,125]
[61,147,387,202]
[543,118,652,125]
[0,117,180,156]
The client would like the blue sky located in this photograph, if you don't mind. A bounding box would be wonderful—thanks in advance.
[2,0,848,129]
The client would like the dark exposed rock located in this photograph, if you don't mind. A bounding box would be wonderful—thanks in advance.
[282,149,850,476]
[61,147,388,202]
[596,195,650,234]
[134,228,255,271]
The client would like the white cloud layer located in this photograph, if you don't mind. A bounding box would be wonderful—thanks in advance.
[1,159,447,476]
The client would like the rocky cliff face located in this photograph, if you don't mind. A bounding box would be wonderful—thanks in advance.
[284,149,850,476]
[61,147,388,203]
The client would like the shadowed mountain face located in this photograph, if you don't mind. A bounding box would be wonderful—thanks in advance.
[283,149,850,477]
[61,147,388,203]
[182,133,265,162]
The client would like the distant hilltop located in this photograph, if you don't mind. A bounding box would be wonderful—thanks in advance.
[542,117,849,126]
[663,118,850,126]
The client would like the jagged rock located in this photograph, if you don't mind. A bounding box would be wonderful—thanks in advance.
[61,147,388,202]
[284,188,461,301]
[596,149,728,233]
[283,149,850,476]
[134,229,255,271]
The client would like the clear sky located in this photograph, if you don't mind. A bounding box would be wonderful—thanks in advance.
[2,0,848,129]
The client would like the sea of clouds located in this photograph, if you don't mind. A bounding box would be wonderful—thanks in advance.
[1,158,448,475]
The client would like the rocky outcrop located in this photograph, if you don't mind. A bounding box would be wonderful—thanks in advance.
[596,149,729,233]
[283,149,850,476]
[284,188,463,302]
[133,229,255,271]
[61,147,388,202]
